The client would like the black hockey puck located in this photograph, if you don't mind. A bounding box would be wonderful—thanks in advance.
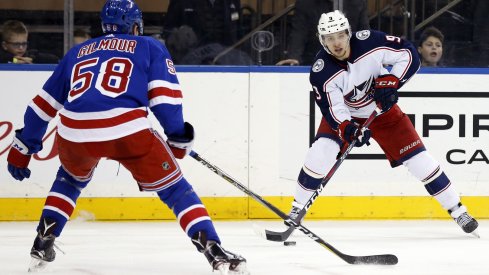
[283,241,296,246]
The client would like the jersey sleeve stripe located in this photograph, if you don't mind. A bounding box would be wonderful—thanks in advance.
[149,96,183,107]
[148,86,183,99]
[323,70,346,127]
[354,47,412,79]
[59,109,147,129]
[148,79,181,91]
[148,87,183,107]
[28,102,54,122]
[39,89,64,110]
[31,95,59,119]
[326,92,342,125]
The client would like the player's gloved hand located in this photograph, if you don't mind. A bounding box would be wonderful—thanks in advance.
[374,74,399,112]
[338,120,371,147]
[7,129,33,181]
[167,122,195,159]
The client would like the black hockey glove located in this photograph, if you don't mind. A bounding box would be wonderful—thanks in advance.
[374,74,399,112]
[338,120,371,147]
[167,122,195,159]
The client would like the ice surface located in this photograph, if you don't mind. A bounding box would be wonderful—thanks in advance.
[1,220,488,275]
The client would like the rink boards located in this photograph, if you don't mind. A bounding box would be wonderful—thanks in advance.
[0,66,488,220]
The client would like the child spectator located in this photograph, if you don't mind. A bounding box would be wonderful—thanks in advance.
[418,26,444,67]
[1,20,59,64]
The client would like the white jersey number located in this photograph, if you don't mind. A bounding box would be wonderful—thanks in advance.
[68,57,134,102]
[385,35,401,43]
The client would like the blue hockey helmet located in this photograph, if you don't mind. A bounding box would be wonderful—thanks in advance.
[100,0,143,35]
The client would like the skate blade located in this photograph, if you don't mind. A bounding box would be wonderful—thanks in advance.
[471,229,481,238]
[215,262,230,275]
[28,257,49,272]
[229,262,250,275]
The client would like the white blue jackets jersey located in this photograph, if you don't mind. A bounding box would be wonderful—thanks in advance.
[310,30,420,130]
[20,34,185,151]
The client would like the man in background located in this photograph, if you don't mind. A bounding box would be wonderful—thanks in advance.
[277,0,369,66]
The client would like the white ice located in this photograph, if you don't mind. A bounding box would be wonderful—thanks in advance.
[1,220,488,275]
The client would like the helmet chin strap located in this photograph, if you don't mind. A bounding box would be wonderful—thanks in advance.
[131,24,140,36]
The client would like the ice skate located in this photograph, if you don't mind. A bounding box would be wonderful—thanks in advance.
[28,218,57,272]
[192,232,248,275]
[285,200,304,226]
[449,203,479,238]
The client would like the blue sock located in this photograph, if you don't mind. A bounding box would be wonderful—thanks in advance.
[37,166,87,237]
[157,177,220,243]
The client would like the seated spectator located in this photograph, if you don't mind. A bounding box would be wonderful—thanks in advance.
[1,20,59,64]
[166,25,252,65]
[162,0,243,64]
[276,0,370,66]
[418,26,444,67]
[73,28,91,46]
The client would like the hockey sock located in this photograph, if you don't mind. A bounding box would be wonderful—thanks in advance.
[37,166,87,237]
[404,151,460,210]
[157,177,220,244]
[294,138,339,205]
[424,169,460,211]
[295,167,323,206]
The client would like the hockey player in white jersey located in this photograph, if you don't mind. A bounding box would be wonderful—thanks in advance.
[287,10,479,236]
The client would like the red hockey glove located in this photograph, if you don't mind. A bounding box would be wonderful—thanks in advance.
[374,74,399,112]
[167,122,195,159]
[338,120,371,147]
[7,129,33,181]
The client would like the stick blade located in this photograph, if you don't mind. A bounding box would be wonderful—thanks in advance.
[264,226,295,242]
[345,254,398,265]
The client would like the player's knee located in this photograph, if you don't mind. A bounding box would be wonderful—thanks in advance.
[403,151,440,181]
[304,137,340,175]
[423,171,450,195]
[56,166,91,190]
[156,177,194,208]
[403,151,451,195]
[298,167,323,190]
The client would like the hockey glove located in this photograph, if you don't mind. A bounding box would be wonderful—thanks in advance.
[167,122,195,159]
[338,120,371,147]
[374,74,399,112]
[7,129,33,181]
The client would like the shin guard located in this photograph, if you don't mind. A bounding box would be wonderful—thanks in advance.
[157,177,220,244]
[37,166,88,237]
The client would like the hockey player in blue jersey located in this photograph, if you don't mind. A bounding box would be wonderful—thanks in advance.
[5,0,247,273]
[287,10,479,236]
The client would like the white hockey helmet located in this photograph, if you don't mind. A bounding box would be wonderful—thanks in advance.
[317,10,352,51]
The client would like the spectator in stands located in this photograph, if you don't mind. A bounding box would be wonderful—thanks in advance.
[73,28,91,46]
[471,0,489,67]
[162,0,243,64]
[1,20,31,64]
[418,26,444,67]
[0,20,59,64]
[276,0,370,66]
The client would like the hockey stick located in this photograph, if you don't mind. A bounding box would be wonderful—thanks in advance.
[264,106,382,242]
[190,150,398,265]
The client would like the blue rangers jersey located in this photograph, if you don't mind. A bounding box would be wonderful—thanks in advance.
[310,30,420,130]
[20,33,185,150]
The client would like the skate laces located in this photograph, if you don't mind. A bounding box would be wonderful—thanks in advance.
[289,206,301,220]
[456,212,473,227]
